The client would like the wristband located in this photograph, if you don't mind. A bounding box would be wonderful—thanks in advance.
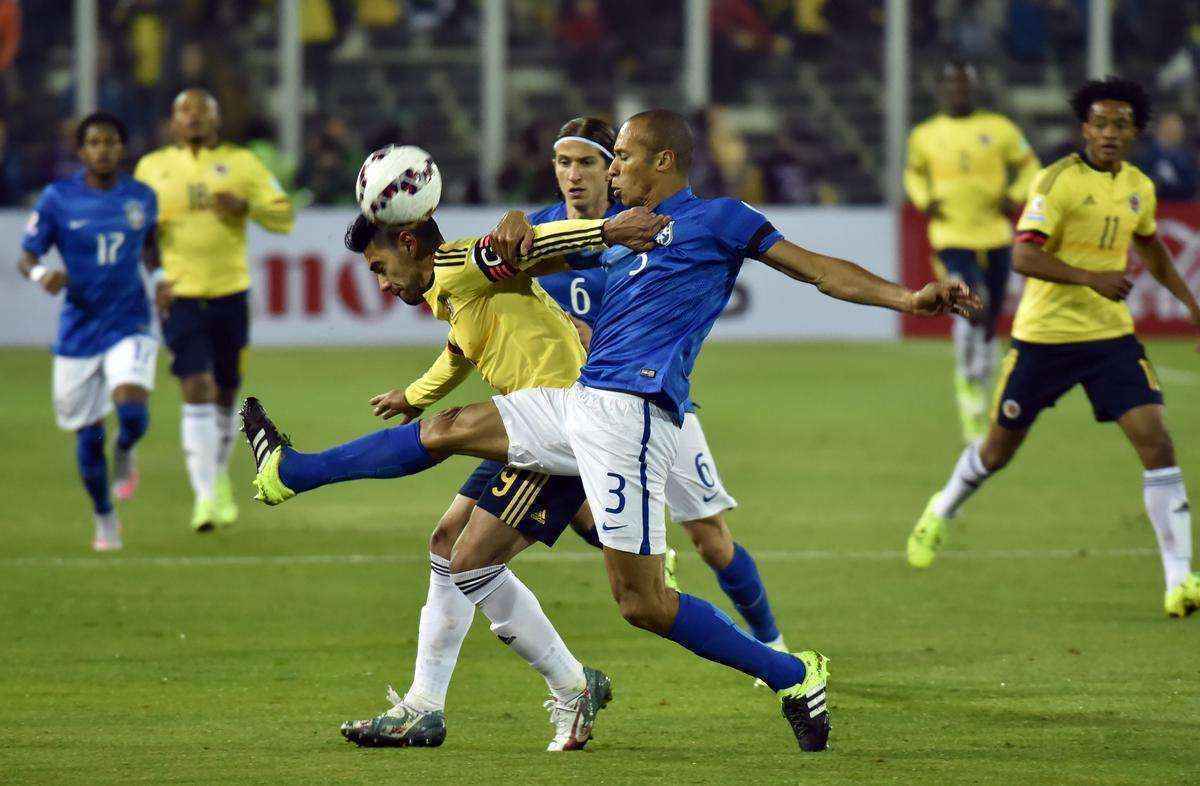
[29,264,48,283]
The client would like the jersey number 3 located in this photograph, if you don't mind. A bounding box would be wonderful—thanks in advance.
[96,232,125,266]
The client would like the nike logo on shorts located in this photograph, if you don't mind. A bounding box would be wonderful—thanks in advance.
[703,492,718,503]
[600,523,627,531]
[69,219,89,229]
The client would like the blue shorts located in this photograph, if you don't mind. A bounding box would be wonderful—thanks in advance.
[458,459,587,547]
[936,247,1010,339]
[162,290,250,388]
[993,335,1163,430]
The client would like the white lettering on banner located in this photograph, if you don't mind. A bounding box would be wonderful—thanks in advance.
[0,207,898,346]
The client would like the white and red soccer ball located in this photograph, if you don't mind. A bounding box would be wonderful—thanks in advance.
[355,144,442,226]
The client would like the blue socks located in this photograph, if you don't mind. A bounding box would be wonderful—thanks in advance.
[716,543,780,643]
[115,401,150,451]
[665,593,804,691]
[76,424,111,515]
[279,421,441,493]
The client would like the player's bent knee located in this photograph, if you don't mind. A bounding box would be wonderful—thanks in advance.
[111,384,149,404]
[179,373,216,404]
[612,584,674,634]
[684,515,734,568]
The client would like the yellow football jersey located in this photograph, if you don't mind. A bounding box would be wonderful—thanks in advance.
[904,111,1040,250]
[1013,154,1158,344]
[134,143,294,298]
[403,219,607,406]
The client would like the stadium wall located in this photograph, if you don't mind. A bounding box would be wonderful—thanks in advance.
[0,207,899,347]
[900,203,1200,337]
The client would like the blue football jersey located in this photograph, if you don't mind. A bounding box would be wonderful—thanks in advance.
[22,172,158,357]
[580,188,782,423]
[527,201,621,328]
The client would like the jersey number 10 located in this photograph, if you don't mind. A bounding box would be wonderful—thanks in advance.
[96,232,125,266]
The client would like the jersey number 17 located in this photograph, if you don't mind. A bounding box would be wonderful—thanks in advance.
[96,232,125,265]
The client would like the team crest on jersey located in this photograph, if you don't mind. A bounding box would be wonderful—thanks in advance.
[978,133,992,146]
[124,200,146,231]
[472,235,518,282]
[1002,399,1021,420]
[213,163,229,176]
[1129,194,1140,213]
[1025,195,1046,222]
[654,220,675,247]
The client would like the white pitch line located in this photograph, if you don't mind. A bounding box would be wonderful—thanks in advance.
[1158,366,1199,385]
[0,547,1157,570]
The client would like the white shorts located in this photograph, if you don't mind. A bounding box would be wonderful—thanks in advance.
[666,412,737,523]
[494,383,680,555]
[53,334,158,431]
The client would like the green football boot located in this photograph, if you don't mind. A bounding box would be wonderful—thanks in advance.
[954,372,988,444]
[663,547,680,591]
[340,685,446,748]
[213,472,239,526]
[1164,573,1200,618]
[191,496,217,533]
[239,397,296,506]
[544,665,613,751]
[778,650,830,752]
[907,493,947,569]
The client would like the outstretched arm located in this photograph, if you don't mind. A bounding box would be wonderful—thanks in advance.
[486,207,668,274]
[1134,233,1200,350]
[756,238,979,316]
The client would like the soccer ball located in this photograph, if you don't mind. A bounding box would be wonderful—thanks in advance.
[355,145,442,226]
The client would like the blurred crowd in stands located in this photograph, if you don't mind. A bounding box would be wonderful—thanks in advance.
[3,0,1200,208]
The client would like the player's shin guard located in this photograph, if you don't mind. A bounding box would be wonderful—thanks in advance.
[279,422,441,493]
[404,555,475,712]
[1144,467,1192,590]
[933,442,992,519]
[76,423,112,515]
[452,565,586,703]
[115,401,149,451]
[665,593,804,691]
[715,543,780,643]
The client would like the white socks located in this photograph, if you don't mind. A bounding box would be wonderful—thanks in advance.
[933,442,992,519]
[1144,467,1192,590]
[215,405,238,474]
[453,564,585,703]
[404,555,475,712]
[953,318,996,385]
[181,403,219,501]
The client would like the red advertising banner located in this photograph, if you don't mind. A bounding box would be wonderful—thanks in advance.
[900,202,1200,337]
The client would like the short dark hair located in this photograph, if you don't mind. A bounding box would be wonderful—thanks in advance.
[344,213,443,254]
[1071,77,1151,130]
[556,116,616,157]
[625,109,694,172]
[76,111,129,147]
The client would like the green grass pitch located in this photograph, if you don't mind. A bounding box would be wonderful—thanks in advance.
[3,341,1198,784]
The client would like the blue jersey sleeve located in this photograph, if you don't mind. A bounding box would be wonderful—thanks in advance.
[704,198,782,260]
[22,187,59,256]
